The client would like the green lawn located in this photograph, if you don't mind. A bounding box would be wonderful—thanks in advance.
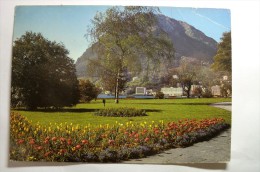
[13,98,231,126]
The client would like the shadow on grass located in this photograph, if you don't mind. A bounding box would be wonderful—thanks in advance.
[142,109,162,112]
[15,108,99,113]
[130,102,212,106]
[14,108,162,113]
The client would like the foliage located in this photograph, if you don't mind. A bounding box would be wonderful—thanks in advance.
[193,87,203,98]
[220,80,232,97]
[94,107,147,117]
[211,31,231,73]
[195,65,218,90]
[202,88,213,98]
[175,58,201,98]
[78,79,101,103]
[10,112,230,162]
[155,91,164,99]
[11,32,79,109]
[87,6,175,103]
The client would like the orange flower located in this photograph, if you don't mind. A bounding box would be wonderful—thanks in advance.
[17,139,24,144]
[59,149,67,154]
[51,137,57,141]
[60,137,66,142]
[154,130,159,134]
[144,137,150,142]
[29,139,35,145]
[44,151,52,157]
[81,139,88,145]
[67,139,72,145]
[108,139,115,145]
[75,144,81,150]
[37,146,43,151]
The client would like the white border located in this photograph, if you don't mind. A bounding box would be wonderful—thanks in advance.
[1,0,260,172]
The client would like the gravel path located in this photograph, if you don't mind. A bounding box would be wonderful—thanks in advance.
[124,102,232,164]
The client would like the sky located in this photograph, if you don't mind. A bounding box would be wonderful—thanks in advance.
[13,6,231,62]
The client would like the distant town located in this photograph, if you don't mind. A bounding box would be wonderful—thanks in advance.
[97,75,231,99]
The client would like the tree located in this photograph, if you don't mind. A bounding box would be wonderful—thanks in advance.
[155,91,164,99]
[193,86,203,98]
[211,31,231,73]
[11,32,79,109]
[211,31,232,97]
[78,79,101,103]
[176,57,200,98]
[87,6,174,103]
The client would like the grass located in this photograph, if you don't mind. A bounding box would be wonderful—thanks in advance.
[13,98,231,127]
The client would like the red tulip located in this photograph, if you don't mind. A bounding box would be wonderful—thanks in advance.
[67,139,72,145]
[81,139,88,145]
[29,139,35,145]
[37,146,43,151]
[44,139,49,144]
[59,149,67,154]
[44,151,52,157]
[75,144,81,150]
[108,139,115,145]
[60,137,66,142]
[17,139,24,144]
[144,137,150,142]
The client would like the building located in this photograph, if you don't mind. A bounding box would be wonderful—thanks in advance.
[211,85,221,97]
[135,87,146,95]
[161,87,183,97]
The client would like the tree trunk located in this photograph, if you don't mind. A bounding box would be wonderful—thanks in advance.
[115,71,119,104]
[187,84,191,98]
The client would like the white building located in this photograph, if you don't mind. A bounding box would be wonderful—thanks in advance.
[135,87,146,95]
[211,85,221,96]
[161,87,183,97]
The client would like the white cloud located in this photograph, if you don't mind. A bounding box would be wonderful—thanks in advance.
[192,9,230,30]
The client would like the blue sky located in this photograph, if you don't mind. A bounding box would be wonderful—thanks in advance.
[13,6,231,61]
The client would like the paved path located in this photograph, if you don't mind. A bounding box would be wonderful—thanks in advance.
[124,102,232,164]
[210,102,232,111]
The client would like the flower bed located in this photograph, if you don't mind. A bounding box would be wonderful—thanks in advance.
[94,107,147,117]
[10,112,230,162]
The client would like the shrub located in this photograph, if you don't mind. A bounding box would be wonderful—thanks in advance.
[94,107,147,117]
[202,89,213,98]
[78,79,101,103]
[155,91,164,99]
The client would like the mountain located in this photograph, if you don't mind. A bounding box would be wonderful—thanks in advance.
[75,14,217,78]
[155,14,217,60]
